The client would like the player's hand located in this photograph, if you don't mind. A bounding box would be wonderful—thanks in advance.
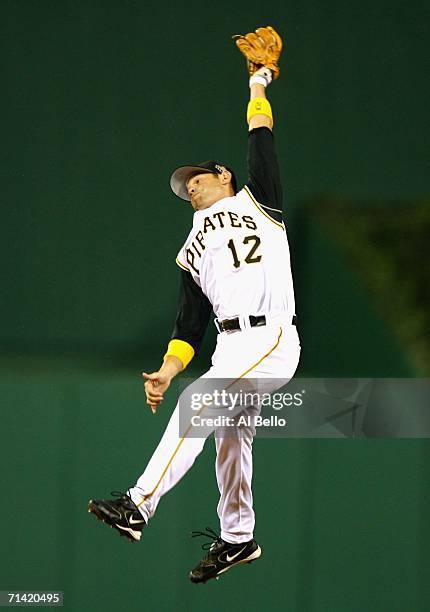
[142,371,172,414]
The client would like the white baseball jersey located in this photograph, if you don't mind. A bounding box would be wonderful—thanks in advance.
[176,185,295,321]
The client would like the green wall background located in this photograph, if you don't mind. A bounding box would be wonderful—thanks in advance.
[1,0,428,353]
[1,1,429,610]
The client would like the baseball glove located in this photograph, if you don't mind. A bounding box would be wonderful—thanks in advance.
[233,26,283,79]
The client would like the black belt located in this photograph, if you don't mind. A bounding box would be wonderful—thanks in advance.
[215,314,297,333]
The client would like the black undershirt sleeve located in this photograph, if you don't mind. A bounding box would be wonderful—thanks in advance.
[246,126,283,223]
[170,268,213,355]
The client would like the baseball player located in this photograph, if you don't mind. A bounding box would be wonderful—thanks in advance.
[88,26,301,584]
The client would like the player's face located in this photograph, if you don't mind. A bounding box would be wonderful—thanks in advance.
[187,173,224,211]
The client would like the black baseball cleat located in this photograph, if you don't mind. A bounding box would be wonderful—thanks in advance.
[88,491,146,542]
[189,527,262,584]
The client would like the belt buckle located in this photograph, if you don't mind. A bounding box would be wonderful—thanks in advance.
[239,314,250,331]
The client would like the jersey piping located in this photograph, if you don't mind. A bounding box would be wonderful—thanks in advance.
[244,185,285,230]
[175,257,189,271]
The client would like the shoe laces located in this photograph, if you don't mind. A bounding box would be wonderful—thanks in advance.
[110,490,130,499]
[191,526,222,551]
[110,491,137,511]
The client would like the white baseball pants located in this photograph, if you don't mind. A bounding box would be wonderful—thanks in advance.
[129,315,300,544]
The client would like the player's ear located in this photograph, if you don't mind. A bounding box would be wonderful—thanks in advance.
[219,168,232,186]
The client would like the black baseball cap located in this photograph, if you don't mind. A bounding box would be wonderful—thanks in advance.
[170,160,238,201]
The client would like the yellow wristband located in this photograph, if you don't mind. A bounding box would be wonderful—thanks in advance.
[247,97,273,124]
[164,339,195,370]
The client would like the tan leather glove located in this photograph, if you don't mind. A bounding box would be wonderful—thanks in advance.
[233,26,283,79]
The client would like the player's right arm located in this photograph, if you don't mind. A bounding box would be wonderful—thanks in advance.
[143,268,212,412]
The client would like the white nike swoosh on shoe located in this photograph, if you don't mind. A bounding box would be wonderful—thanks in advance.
[116,524,142,541]
[217,546,262,576]
[225,546,247,563]
[129,516,145,525]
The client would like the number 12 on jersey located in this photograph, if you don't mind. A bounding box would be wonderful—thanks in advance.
[227,235,262,268]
